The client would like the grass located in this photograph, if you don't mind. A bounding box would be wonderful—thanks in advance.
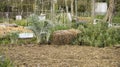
[0,37,36,46]
[0,49,14,67]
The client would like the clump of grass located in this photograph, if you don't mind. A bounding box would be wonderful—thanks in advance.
[0,55,14,67]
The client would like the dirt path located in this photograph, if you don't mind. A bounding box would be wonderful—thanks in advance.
[1,45,120,67]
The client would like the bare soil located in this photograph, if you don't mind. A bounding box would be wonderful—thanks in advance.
[1,45,120,67]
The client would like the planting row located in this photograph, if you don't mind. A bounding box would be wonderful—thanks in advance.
[0,14,120,47]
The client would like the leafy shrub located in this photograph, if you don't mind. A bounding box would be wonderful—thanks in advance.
[77,22,120,47]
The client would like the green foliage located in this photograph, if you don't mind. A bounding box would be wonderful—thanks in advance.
[17,38,36,45]
[0,55,14,67]
[0,33,36,45]
[112,17,120,23]
[53,23,71,32]
[0,37,36,46]
[56,13,71,23]
[0,38,10,45]
[0,31,19,45]
[27,14,54,44]
[14,20,28,26]
[72,22,87,29]
[96,15,105,19]
[7,31,19,44]
[0,1,8,12]
[77,22,120,47]
[54,24,70,30]
[53,13,72,31]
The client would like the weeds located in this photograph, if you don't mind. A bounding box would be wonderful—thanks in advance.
[0,52,14,67]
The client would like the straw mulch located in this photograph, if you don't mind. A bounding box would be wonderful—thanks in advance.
[0,24,32,38]
[52,29,81,45]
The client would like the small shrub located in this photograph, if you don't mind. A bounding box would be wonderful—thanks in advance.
[77,22,120,47]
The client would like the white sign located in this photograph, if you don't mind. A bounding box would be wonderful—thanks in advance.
[19,33,34,38]
[95,2,107,15]
[16,15,22,20]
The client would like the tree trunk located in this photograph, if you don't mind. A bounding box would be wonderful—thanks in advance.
[75,0,78,16]
[91,0,95,22]
[103,0,115,23]
[71,0,74,15]
[65,0,69,13]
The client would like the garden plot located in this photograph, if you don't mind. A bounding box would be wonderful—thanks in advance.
[2,45,120,67]
[0,23,32,38]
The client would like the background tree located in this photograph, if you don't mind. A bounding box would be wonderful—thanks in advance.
[103,0,115,23]
[71,0,74,15]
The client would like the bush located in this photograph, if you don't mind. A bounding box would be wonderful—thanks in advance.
[77,22,120,47]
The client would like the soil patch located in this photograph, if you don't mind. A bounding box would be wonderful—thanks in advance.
[1,45,120,67]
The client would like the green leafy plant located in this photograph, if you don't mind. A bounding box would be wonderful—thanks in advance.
[6,31,19,45]
[0,31,19,45]
[0,38,10,45]
[0,55,14,67]
[77,22,120,47]
[27,14,54,44]
[14,19,28,26]
[112,17,120,23]
[53,23,71,32]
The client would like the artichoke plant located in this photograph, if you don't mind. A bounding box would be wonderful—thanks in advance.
[27,14,54,44]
